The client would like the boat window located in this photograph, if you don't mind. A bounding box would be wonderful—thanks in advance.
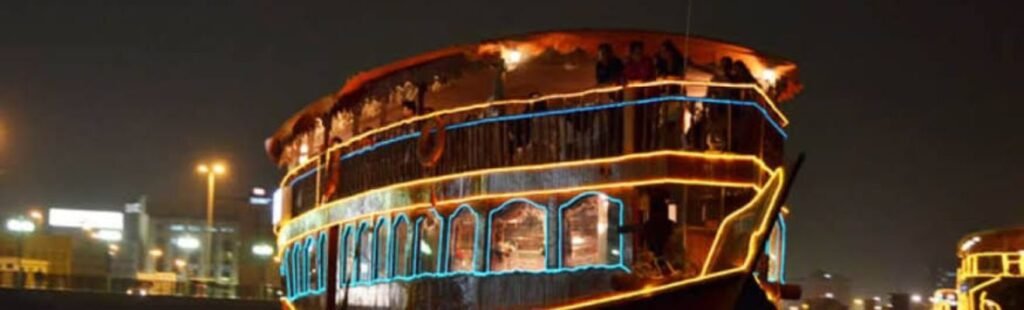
[392,217,411,277]
[338,225,355,286]
[374,218,390,280]
[449,206,478,272]
[292,242,304,293]
[561,193,621,268]
[489,201,547,272]
[416,211,443,274]
[280,246,291,297]
[307,236,318,292]
[976,256,1002,275]
[318,232,328,290]
[356,223,373,282]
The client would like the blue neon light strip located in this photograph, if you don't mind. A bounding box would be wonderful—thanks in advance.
[340,95,787,162]
[318,232,328,291]
[353,221,372,283]
[288,167,318,187]
[372,217,390,280]
[778,215,787,283]
[388,215,411,278]
[412,209,446,275]
[289,192,632,299]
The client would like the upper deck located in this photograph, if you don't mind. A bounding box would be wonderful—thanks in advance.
[270,30,801,309]
[269,30,800,225]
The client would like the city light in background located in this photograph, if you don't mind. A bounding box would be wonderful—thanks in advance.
[5,217,35,233]
[175,235,200,250]
[251,243,274,257]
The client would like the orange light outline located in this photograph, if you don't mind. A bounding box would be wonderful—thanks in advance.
[278,168,784,310]
[550,168,785,310]
[277,176,763,252]
[279,80,787,186]
[967,276,1002,310]
[700,168,786,276]
[276,150,772,239]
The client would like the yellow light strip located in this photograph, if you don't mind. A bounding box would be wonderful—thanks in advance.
[278,150,772,234]
[967,276,1002,310]
[277,176,763,252]
[700,168,786,276]
[551,168,785,310]
[958,252,1024,278]
[279,80,786,184]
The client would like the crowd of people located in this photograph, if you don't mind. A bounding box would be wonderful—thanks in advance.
[315,39,776,202]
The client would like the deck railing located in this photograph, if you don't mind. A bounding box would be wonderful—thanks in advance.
[284,81,787,217]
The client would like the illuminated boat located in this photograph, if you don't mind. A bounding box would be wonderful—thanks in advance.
[266,30,803,309]
[943,227,1024,310]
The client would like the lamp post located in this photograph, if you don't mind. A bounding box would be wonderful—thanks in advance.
[6,217,36,289]
[196,162,226,293]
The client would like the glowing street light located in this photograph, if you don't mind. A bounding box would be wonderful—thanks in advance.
[28,209,43,221]
[175,235,200,250]
[251,243,274,257]
[6,218,35,233]
[196,160,226,282]
[911,293,923,303]
[92,229,123,242]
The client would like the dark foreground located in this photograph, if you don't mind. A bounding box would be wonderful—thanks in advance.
[0,288,279,310]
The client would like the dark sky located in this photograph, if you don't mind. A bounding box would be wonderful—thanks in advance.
[1,0,1021,297]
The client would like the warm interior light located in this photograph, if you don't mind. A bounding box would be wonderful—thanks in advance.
[502,48,523,69]
[28,210,43,220]
[197,164,209,174]
[174,258,187,268]
[149,248,164,257]
[761,69,778,86]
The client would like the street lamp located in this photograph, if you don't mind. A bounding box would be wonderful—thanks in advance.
[196,161,226,284]
[175,235,201,250]
[251,243,274,257]
[6,218,35,233]
[28,209,43,222]
[6,217,35,289]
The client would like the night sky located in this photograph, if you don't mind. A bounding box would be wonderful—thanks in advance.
[1,0,1021,297]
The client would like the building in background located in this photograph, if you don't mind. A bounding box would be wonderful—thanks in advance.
[791,269,853,309]
[0,192,279,299]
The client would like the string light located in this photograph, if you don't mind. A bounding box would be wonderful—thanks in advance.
[278,149,772,240]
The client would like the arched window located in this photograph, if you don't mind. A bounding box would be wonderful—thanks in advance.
[356,222,373,282]
[415,209,444,274]
[559,192,624,268]
[391,215,412,277]
[487,199,548,272]
[318,231,329,290]
[279,246,292,298]
[448,205,479,272]
[291,242,304,294]
[373,217,390,280]
[338,225,355,287]
[306,236,317,292]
